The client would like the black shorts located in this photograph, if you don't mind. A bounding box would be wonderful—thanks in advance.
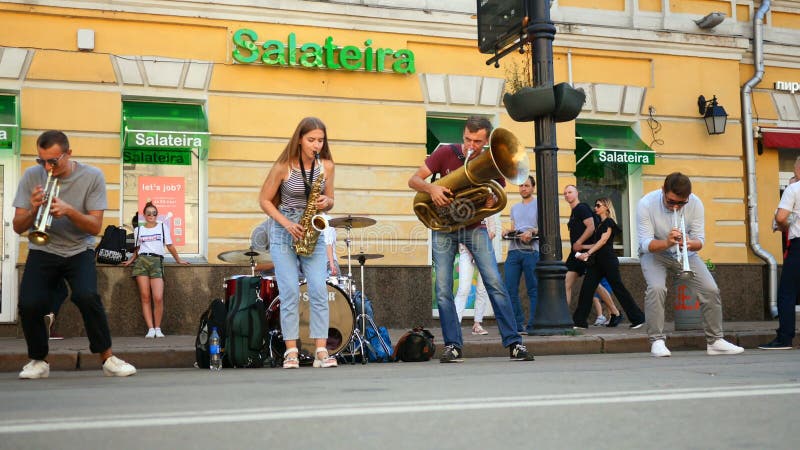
[565,253,587,276]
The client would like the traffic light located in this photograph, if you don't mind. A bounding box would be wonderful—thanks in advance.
[477,0,529,54]
[503,82,586,122]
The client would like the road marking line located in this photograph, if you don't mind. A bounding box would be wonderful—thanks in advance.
[2,383,799,434]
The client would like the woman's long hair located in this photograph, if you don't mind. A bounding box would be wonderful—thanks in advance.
[275,117,332,165]
[596,197,616,222]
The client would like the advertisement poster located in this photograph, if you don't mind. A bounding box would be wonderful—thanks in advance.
[137,176,186,247]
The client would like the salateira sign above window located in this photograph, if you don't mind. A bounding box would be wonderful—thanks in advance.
[231,29,416,74]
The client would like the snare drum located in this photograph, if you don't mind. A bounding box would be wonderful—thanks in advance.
[266,279,355,356]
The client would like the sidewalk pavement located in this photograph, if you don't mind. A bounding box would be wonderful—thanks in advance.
[0,321,789,373]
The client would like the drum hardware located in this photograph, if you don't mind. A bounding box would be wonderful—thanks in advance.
[217,248,272,276]
[338,251,391,364]
[328,215,377,229]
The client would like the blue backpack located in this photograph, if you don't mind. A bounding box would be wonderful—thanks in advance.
[354,326,392,362]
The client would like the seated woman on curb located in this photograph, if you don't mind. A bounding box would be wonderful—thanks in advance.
[123,202,189,338]
[572,198,645,330]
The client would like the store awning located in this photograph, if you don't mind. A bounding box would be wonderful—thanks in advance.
[576,124,656,167]
[0,95,19,154]
[427,117,465,154]
[761,127,800,149]
[122,101,209,165]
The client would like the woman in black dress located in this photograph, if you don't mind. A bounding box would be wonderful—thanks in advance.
[572,197,645,329]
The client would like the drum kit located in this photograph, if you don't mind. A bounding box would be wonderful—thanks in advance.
[217,214,390,365]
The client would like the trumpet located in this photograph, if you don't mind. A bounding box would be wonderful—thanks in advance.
[28,169,60,245]
[672,208,693,279]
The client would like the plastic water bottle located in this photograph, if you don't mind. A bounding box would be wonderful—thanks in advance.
[209,327,222,371]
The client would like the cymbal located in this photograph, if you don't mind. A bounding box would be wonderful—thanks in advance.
[217,249,271,264]
[339,252,384,261]
[328,215,376,229]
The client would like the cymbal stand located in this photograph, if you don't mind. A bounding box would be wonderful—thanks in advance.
[353,254,391,360]
[249,254,256,277]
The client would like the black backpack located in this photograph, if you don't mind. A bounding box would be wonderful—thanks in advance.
[392,327,436,362]
[95,225,127,264]
[225,276,269,368]
[195,298,232,369]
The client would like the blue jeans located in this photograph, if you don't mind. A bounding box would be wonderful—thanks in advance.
[504,249,539,333]
[270,208,329,341]
[776,238,800,343]
[19,249,112,360]
[433,227,521,349]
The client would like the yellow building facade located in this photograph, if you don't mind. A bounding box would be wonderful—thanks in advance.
[1,0,799,321]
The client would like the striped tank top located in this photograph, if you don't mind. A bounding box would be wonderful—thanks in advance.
[280,164,325,210]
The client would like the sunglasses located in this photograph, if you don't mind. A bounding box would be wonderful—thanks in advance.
[665,198,689,206]
[35,153,67,167]
[144,211,158,217]
[594,203,604,208]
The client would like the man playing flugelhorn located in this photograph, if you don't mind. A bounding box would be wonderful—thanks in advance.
[636,172,743,357]
[13,130,136,379]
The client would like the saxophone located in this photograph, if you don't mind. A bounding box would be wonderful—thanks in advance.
[293,153,329,256]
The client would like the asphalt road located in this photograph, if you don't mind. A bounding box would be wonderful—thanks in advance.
[1,351,798,450]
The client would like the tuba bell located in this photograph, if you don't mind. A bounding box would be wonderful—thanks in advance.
[413,127,529,232]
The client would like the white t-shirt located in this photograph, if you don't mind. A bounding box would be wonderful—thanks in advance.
[778,182,800,240]
[134,223,172,255]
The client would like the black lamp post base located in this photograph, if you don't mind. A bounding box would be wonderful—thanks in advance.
[530,259,574,335]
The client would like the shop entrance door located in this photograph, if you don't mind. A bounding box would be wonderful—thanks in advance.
[0,153,18,322]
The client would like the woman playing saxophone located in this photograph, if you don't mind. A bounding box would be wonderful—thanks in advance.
[259,117,336,369]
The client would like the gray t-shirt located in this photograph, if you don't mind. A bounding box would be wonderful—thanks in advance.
[509,198,539,252]
[13,162,107,257]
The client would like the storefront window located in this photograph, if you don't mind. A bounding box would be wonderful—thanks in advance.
[120,101,208,258]
[575,123,653,258]
[426,116,466,154]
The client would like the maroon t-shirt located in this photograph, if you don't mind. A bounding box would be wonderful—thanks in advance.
[423,144,505,230]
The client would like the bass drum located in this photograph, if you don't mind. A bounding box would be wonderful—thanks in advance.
[266,280,355,358]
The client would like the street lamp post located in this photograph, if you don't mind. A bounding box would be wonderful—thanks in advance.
[528,0,574,333]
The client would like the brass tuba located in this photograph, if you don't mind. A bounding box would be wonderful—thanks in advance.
[29,169,60,245]
[413,127,529,232]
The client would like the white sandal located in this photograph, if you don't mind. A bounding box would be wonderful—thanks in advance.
[312,347,338,368]
[283,348,299,369]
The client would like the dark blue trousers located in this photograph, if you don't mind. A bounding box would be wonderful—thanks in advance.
[776,239,800,344]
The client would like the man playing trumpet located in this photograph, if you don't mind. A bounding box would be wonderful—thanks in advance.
[13,130,136,379]
[636,172,743,357]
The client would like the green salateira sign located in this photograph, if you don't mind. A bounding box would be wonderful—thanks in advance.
[0,95,18,151]
[231,29,416,74]
[121,101,209,166]
[0,125,15,150]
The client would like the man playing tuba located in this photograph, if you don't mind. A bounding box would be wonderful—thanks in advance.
[408,116,534,363]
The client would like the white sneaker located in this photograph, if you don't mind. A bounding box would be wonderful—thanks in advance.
[19,360,50,379]
[102,356,137,377]
[651,340,671,357]
[593,315,607,326]
[154,328,165,338]
[707,339,744,355]
[145,328,156,338]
